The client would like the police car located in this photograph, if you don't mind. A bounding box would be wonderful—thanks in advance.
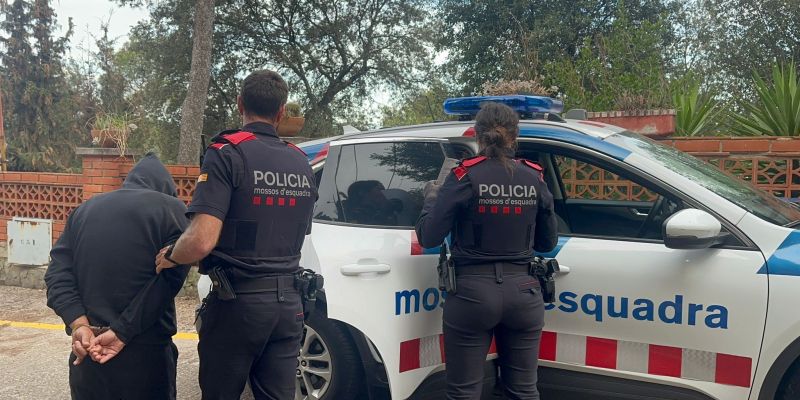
[199,96,800,400]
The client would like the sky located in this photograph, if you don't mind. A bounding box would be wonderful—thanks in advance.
[53,0,149,54]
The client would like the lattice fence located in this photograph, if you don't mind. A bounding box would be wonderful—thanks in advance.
[0,182,83,221]
[173,176,197,205]
[557,156,800,202]
[558,157,658,201]
[702,157,800,199]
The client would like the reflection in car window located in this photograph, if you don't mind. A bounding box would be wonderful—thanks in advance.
[314,142,445,227]
[609,132,800,226]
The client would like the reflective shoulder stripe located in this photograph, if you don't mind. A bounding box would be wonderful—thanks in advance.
[461,155,487,167]
[521,159,543,171]
[221,131,257,145]
[452,155,486,181]
[210,143,227,150]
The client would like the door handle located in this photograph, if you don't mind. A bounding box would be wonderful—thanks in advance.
[340,260,391,276]
[630,208,649,217]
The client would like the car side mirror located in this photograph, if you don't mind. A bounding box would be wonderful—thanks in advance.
[663,209,726,250]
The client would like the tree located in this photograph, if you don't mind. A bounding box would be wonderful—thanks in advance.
[543,7,672,111]
[0,0,84,171]
[177,0,215,164]
[436,0,676,93]
[695,0,800,100]
[217,0,433,137]
[381,79,453,127]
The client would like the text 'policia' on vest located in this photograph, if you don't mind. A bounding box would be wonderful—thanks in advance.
[450,155,550,262]
[195,124,319,280]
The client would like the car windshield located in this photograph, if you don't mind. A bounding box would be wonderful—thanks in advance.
[609,131,800,226]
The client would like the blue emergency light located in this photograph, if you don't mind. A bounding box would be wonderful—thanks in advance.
[443,95,564,116]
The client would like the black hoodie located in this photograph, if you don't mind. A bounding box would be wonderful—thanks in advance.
[45,154,190,345]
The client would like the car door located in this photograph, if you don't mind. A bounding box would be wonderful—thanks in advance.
[309,138,464,400]
[517,140,768,399]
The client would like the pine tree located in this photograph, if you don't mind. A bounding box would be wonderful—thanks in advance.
[0,0,79,171]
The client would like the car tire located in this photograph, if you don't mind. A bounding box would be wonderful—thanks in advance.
[777,359,800,400]
[296,308,365,400]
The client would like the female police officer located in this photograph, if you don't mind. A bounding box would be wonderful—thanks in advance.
[416,102,558,400]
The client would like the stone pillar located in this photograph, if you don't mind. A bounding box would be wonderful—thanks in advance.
[75,148,140,200]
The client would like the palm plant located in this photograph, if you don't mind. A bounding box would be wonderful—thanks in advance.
[733,62,800,136]
[673,84,722,136]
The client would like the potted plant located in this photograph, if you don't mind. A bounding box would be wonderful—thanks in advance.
[90,113,137,155]
[277,102,305,137]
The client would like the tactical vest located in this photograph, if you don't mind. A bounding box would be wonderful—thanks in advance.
[201,130,317,276]
[452,156,544,259]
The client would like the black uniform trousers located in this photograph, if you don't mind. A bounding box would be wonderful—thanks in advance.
[198,285,304,400]
[443,263,545,400]
[69,341,178,400]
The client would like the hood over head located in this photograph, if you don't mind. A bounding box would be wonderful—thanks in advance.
[122,154,178,197]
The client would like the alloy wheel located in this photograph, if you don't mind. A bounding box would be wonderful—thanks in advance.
[296,324,333,400]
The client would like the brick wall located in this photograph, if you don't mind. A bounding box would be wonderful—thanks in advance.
[1,148,200,244]
[659,136,800,155]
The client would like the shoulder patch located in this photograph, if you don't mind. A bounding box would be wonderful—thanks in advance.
[284,141,307,156]
[522,159,543,171]
[461,155,487,167]
[221,131,257,145]
[452,165,468,181]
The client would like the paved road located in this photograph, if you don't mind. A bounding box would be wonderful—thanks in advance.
[0,286,203,399]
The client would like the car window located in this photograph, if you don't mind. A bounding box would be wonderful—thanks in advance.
[553,154,683,240]
[314,141,445,227]
[609,131,800,226]
[517,142,682,240]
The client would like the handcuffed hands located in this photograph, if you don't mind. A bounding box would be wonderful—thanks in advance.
[71,325,95,366]
[155,245,176,274]
[88,329,126,364]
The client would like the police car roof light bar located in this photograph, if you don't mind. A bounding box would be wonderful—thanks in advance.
[443,95,564,116]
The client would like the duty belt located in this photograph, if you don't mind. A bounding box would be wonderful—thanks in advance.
[230,276,296,296]
[455,263,530,277]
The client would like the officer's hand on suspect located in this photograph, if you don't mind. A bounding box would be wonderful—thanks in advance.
[89,329,126,364]
[155,245,176,274]
[70,325,95,366]
[423,181,442,203]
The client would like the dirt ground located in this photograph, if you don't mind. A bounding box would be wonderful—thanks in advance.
[0,286,203,399]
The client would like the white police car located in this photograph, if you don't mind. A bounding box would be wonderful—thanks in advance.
[200,96,800,400]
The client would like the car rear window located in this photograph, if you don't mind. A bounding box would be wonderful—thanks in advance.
[314,141,445,227]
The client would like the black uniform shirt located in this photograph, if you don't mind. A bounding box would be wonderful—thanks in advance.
[416,157,558,266]
[188,122,317,278]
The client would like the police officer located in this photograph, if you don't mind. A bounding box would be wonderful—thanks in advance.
[416,102,558,400]
[155,70,317,399]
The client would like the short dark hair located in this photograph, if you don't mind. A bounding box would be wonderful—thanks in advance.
[240,70,289,119]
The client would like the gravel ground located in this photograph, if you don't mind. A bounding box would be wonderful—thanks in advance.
[0,286,203,399]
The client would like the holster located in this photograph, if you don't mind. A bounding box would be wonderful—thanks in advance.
[209,266,236,301]
[438,244,457,294]
[295,269,324,320]
[531,257,559,303]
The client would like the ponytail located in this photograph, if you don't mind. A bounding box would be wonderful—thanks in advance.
[474,102,520,172]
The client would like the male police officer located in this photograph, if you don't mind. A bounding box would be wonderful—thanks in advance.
[155,70,317,399]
